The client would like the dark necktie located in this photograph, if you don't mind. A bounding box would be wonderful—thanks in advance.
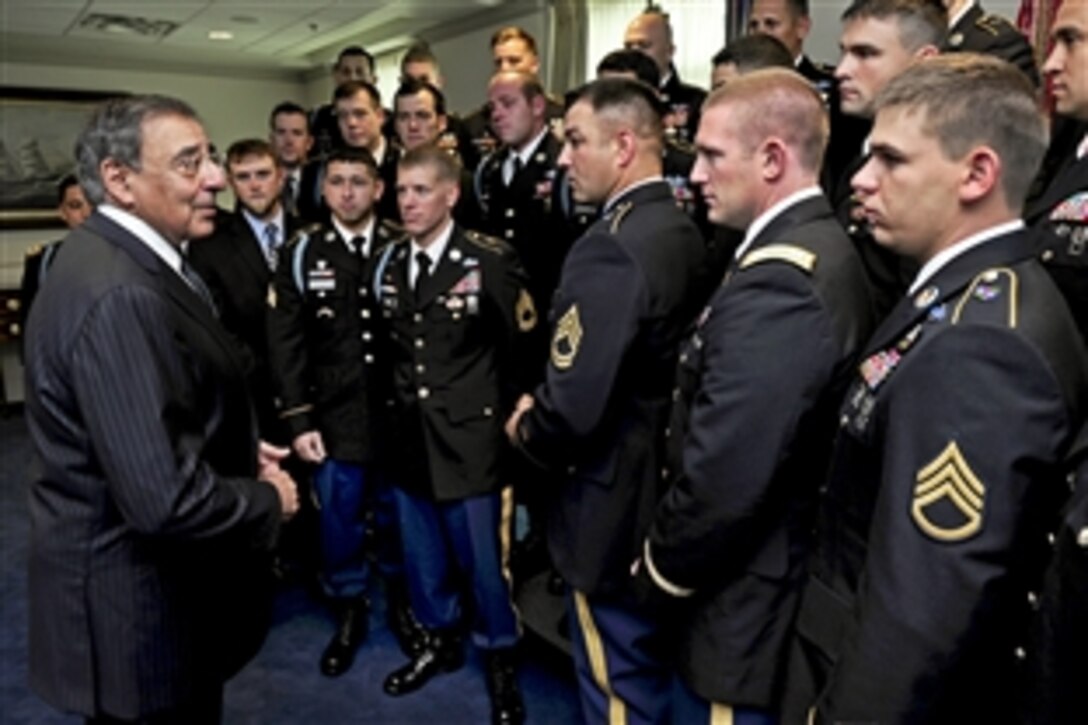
[180,257,218,316]
[282,174,298,216]
[352,235,367,258]
[414,251,431,303]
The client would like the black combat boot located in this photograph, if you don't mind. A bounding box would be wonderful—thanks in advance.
[382,629,465,696]
[319,597,369,677]
[485,647,525,725]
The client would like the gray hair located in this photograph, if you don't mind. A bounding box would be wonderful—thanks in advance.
[75,94,200,204]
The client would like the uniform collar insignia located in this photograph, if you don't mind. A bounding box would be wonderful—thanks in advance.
[914,285,939,308]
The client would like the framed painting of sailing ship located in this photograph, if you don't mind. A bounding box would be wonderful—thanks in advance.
[0,87,124,229]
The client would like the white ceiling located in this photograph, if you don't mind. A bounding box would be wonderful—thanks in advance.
[0,0,525,78]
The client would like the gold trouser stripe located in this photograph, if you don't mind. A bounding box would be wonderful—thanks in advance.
[498,486,522,632]
[573,590,627,725]
[710,702,735,725]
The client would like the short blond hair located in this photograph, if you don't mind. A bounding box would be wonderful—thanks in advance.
[704,68,829,174]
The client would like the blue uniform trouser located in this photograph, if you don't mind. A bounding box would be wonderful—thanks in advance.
[393,486,519,650]
[313,458,373,599]
[672,677,780,725]
[568,590,673,725]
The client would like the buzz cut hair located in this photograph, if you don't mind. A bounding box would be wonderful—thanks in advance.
[325,145,380,180]
[402,42,439,72]
[398,143,462,184]
[712,34,795,74]
[705,67,830,174]
[874,53,1047,208]
[568,77,665,144]
[597,48,662,88]
[491,26,538,55]
[489,70,546,102]
[841,0,948,52]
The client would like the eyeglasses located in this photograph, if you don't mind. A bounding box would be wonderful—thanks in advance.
[171,149,224,178]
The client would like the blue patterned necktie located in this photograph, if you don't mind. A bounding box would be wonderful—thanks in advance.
[264,223,280,271]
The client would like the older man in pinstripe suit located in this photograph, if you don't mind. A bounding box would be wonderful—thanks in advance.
[23,95,298,724]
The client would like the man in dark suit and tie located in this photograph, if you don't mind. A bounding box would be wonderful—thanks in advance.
[269,102,314,218]
[24,94,298,724]
[188,138,298,442]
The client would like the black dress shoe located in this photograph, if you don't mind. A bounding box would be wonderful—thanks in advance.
[320,598,369,677]
[485,648,525,725]
[383,630,465,696]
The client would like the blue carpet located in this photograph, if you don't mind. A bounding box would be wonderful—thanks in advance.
[0,412,580,724]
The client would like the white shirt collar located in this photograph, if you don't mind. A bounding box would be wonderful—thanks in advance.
[908,219,1025,295]
[410,218,455,285]
[371,136,387,166]
[242,207,285,248]
[504,127,549,184]
[733,186,824,260]
[949,0,978,28]
[515,126,549,164]
[1077,133,1088,160]
[98,204,184,277]
[603,176,665,215]
[332,215,377,256]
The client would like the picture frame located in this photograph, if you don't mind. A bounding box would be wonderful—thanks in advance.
[0,86,124,229]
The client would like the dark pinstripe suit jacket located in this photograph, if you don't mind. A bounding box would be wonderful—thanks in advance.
[23,212,283,719]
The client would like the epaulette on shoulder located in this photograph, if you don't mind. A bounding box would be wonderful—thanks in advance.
[665,136,695,155]
[608,201,635,234]
[464,229,506,255]
[738,243,817,273]
[977,13,1012,36]
[952,267,1018,328]
[286,222,323,248]
[378,219,406,240]
[25,244,44,258]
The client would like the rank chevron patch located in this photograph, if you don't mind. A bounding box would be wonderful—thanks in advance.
[551,304,583,371]
[911,441,986,542]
